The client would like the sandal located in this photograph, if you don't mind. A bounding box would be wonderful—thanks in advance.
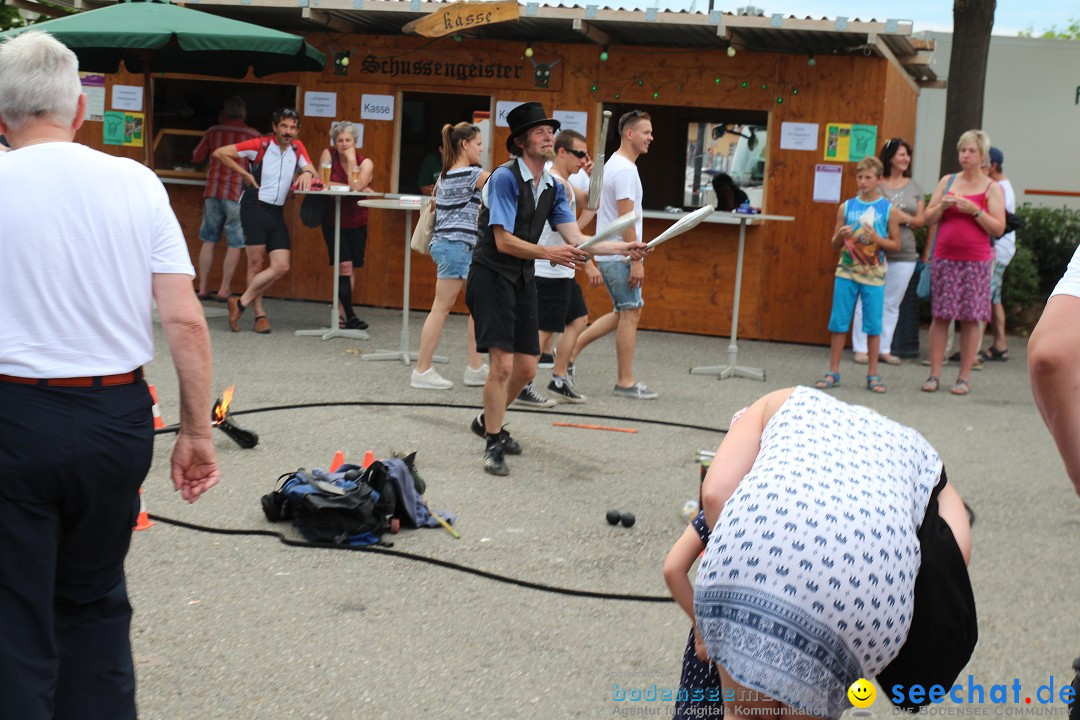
[921,376,940,393]
[879,354,902,366]
[195,290,212,301]
[950,378,971,396]
[867,375,887,393]
[814,372,840,390]
[979,346,1008,362]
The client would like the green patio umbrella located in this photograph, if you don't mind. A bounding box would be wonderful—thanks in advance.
[0,0,326,165]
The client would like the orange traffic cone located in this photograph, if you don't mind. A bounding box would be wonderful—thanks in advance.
[329,450,345,472]
[362,450,375,469]
[148,384,165,430]
[133,488,154,531]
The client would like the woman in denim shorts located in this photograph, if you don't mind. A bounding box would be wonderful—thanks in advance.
[412,122,492,390]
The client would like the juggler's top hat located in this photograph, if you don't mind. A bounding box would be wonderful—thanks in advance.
[505,102,560,153]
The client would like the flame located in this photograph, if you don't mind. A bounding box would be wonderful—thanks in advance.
[213,385,235,424]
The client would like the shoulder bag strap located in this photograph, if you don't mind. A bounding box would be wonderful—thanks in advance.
[927,174,957,257]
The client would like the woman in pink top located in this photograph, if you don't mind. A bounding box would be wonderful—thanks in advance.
[921,130,1006,395]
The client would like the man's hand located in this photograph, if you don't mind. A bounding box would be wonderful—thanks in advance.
[244,171,259,189]
[581,154,595,176]
[171,431,220,504]
[584,260,603,288]
[628,259,645,288]
[295,170,313,191]
[547,243,589,269]
[624,241,651,262]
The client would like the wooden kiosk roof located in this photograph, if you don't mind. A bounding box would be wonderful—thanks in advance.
[22,0,940,87]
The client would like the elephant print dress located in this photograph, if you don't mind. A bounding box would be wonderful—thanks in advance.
[694,386,941,718]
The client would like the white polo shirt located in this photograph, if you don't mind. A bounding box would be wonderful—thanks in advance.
[0,142,194,377]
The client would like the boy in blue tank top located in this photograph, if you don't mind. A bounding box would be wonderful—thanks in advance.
[815,157,901,393]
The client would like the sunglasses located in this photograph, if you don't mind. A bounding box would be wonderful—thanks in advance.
[566,148,588,159]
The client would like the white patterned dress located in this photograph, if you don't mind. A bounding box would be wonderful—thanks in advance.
[694,386,942,718]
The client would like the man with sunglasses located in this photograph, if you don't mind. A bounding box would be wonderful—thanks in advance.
[570,109,657,399]
[525,128,602,406]
[215,108,315,333]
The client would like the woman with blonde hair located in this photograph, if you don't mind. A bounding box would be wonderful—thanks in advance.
[318,122,374,329]
[411,122,491,390]
[920,129,1005,395]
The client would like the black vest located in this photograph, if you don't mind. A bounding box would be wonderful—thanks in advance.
[472,160,556,282]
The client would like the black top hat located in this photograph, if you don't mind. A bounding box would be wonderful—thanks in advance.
[505,101,560,153]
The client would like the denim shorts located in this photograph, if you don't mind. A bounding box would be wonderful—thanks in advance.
[199,197,244,248]
[430,240,473,280]
[597,260,644,312]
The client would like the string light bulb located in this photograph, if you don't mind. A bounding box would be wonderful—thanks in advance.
[727,46,736,57]
[600,46,609,62]
[808,53,816,67]
[524,43,533,58]
[453,34,462,42]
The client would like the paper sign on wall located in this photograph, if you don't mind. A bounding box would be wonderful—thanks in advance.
[494,100,524,127]
[824,123,851,161]
[813,164,843,203]
[361,94,394,121]
[303,91,337,118]
[849,124,878,162]
[79,73,105,122]
[553,110,587,137]
[103,111,144,147]
[111,85,143,112]
[780,122,818,151]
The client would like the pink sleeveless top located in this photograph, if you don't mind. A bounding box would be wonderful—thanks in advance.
[934,187,992,262]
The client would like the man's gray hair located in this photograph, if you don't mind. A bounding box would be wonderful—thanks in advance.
[222,96,246,120]
[0,31,83,132]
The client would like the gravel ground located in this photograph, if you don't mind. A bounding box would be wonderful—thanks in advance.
[127,299,1078,719]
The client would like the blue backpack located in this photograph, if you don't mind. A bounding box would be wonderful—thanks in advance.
[261,463,395,546]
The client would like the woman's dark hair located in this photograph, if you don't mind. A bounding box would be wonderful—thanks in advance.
[880,138,913,178]
[440,122,480,178]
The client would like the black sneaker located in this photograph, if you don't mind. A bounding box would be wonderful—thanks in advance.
[345,317,368,330]
[470,413,521,455]
[514,382,557,408]
[538,352,555,369]
[484,442,509,476]
[548,379,586,403]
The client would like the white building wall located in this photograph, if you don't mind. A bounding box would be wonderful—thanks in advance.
[913,33,1080,209]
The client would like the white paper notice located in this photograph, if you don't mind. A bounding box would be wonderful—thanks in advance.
[495,100,524,127]
[553,110,587,137]
[111,85,143,112]
[360,94,393,121]
[813,164,843,203]
[84,87,105,122]
[303,91,337,118]
[780,122,819,151]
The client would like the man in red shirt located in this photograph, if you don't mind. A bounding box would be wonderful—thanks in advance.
[214,108,314,333]
[192,96,259,302]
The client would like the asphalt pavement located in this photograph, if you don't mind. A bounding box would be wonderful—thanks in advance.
[128,298,1079,719]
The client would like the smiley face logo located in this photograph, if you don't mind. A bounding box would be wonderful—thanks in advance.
[848,678,876,708]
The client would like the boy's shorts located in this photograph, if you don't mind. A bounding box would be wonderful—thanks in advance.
[829,277,885,335]
[598,260,643,312]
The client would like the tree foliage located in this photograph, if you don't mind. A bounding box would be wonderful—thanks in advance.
[1018,18,1080,39]
[1,5,28,32]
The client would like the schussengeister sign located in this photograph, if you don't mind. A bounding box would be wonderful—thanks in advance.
[402,1,519,39]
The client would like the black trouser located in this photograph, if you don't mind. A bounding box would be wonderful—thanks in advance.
[0,380,154,720]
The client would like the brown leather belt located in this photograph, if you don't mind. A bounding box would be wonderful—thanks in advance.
[0,367,144,387]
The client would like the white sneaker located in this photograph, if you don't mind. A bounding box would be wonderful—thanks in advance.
[463,363,489,387]
[411,367,453,390]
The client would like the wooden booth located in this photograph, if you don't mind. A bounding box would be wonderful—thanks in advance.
[70,3,937,346]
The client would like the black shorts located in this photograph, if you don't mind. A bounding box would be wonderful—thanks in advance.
[240,201,290,252]
[465,264,540,355]
[321,224,367,267]
[536,276,588,333]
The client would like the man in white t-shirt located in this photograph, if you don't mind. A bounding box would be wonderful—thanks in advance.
[570,110,657,399]
[980,147,1016,362]
[0,32,218,718]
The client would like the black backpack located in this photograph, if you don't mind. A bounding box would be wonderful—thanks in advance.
[261,463,395,546]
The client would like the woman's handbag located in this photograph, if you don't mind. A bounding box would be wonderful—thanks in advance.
[916,174,958,300]
[409,184,437,255]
